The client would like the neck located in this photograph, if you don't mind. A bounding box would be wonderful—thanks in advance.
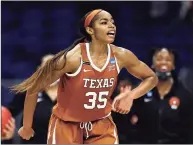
[45,86,58,102]
[157,78,173,99]
[89,41,108,56]
[158,78,173,86]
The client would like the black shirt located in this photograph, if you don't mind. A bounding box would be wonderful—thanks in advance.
[7,91,56,144]
[133,80,193,144]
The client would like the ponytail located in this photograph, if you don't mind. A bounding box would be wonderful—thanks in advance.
[11,37,86,94]
[11,9,100,94]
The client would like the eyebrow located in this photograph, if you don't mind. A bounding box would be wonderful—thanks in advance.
[99,18,114,21]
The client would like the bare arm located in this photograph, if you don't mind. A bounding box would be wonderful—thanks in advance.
[23,92,38,128]
[115,47,158,99]
[22,45,81,129]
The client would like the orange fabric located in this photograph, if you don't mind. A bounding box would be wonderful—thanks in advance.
[47,114,118,144]
[84,9,103,27]
[52,43,119,122]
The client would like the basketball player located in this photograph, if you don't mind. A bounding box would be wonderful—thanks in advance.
[11,9,158,144]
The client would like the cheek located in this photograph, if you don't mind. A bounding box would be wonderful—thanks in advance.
[94,27,107,38]
[153,61,159,68]
[168,63,175,69]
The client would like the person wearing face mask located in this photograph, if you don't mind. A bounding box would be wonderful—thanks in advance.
[130,48,193,144]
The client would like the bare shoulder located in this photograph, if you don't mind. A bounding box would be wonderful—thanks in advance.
[110,44,139,69]
[62,44,82,73]
[110,44,134,58]
[66,44,82,62]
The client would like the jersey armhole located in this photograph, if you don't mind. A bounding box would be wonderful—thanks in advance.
[114,56,120,74]
[65,57,83,77]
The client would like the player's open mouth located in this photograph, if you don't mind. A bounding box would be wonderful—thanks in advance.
[107,30,115,37]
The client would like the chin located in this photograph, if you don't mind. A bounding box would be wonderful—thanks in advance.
[106,38,115,44]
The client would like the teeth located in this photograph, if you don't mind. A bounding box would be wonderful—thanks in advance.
[108,30,115,34]
[161,66,167,70]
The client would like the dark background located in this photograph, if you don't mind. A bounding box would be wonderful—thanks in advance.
[2,1,193,79]
[1,1,193,143]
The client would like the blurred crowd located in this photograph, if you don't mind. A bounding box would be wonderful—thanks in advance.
[1,1,193,144]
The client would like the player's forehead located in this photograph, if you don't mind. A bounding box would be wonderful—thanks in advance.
[96,10,113,21]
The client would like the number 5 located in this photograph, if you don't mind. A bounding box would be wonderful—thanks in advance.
[84,91,108,109]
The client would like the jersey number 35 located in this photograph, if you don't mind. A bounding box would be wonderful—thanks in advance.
[84,91,109,109]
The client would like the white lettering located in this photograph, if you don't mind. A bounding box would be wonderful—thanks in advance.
[83,78,90,87]
[103,79,109,88]
[83,78,115,88]
[90,79,96,88]
[96,79,103,88]
[109,78,114,87]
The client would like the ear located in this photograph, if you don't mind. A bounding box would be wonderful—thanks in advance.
[86,27,94,35]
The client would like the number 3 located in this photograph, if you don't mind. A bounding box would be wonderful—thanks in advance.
[84,91,109,109]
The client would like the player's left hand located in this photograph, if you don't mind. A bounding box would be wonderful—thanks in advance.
[112,89,134,114]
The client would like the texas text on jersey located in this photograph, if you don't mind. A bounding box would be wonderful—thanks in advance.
[52,43,120,122]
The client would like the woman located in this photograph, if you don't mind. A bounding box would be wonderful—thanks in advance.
[12,9,158,144]
[5,54,58,144]
[132,48,193,143]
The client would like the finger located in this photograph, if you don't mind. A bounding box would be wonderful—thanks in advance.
[112,98,118,111]
[123,110,129,114]
[112,108,116,112]
[11,118,15,124]
[115,105,124,113]
[31,131,35,137]
[118,110,125,114]
[22,135,29,140]
[115,106,122,113]
[9,119,15,128]
[5,123,12,131]
[114,101,121,111]
[11,118,15,123]
[3,129,9,135]
[18,130,24,139]
[111,99,116,110]
[124,111,130,114]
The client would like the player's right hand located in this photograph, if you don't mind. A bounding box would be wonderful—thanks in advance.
[18,126,34,140]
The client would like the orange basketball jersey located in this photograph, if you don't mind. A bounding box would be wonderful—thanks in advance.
[52,43,120,122]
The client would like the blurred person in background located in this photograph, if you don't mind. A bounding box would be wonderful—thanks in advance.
[3,54,59,144]
[112,77,133,143]
[131,48,193,144]
[1,86,16,144]
[179,67,193,96]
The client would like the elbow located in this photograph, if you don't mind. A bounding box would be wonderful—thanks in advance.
[152,73,158,87]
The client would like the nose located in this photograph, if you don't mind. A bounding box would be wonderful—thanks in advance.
[160,60,169,65]
[108,22,115,28]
